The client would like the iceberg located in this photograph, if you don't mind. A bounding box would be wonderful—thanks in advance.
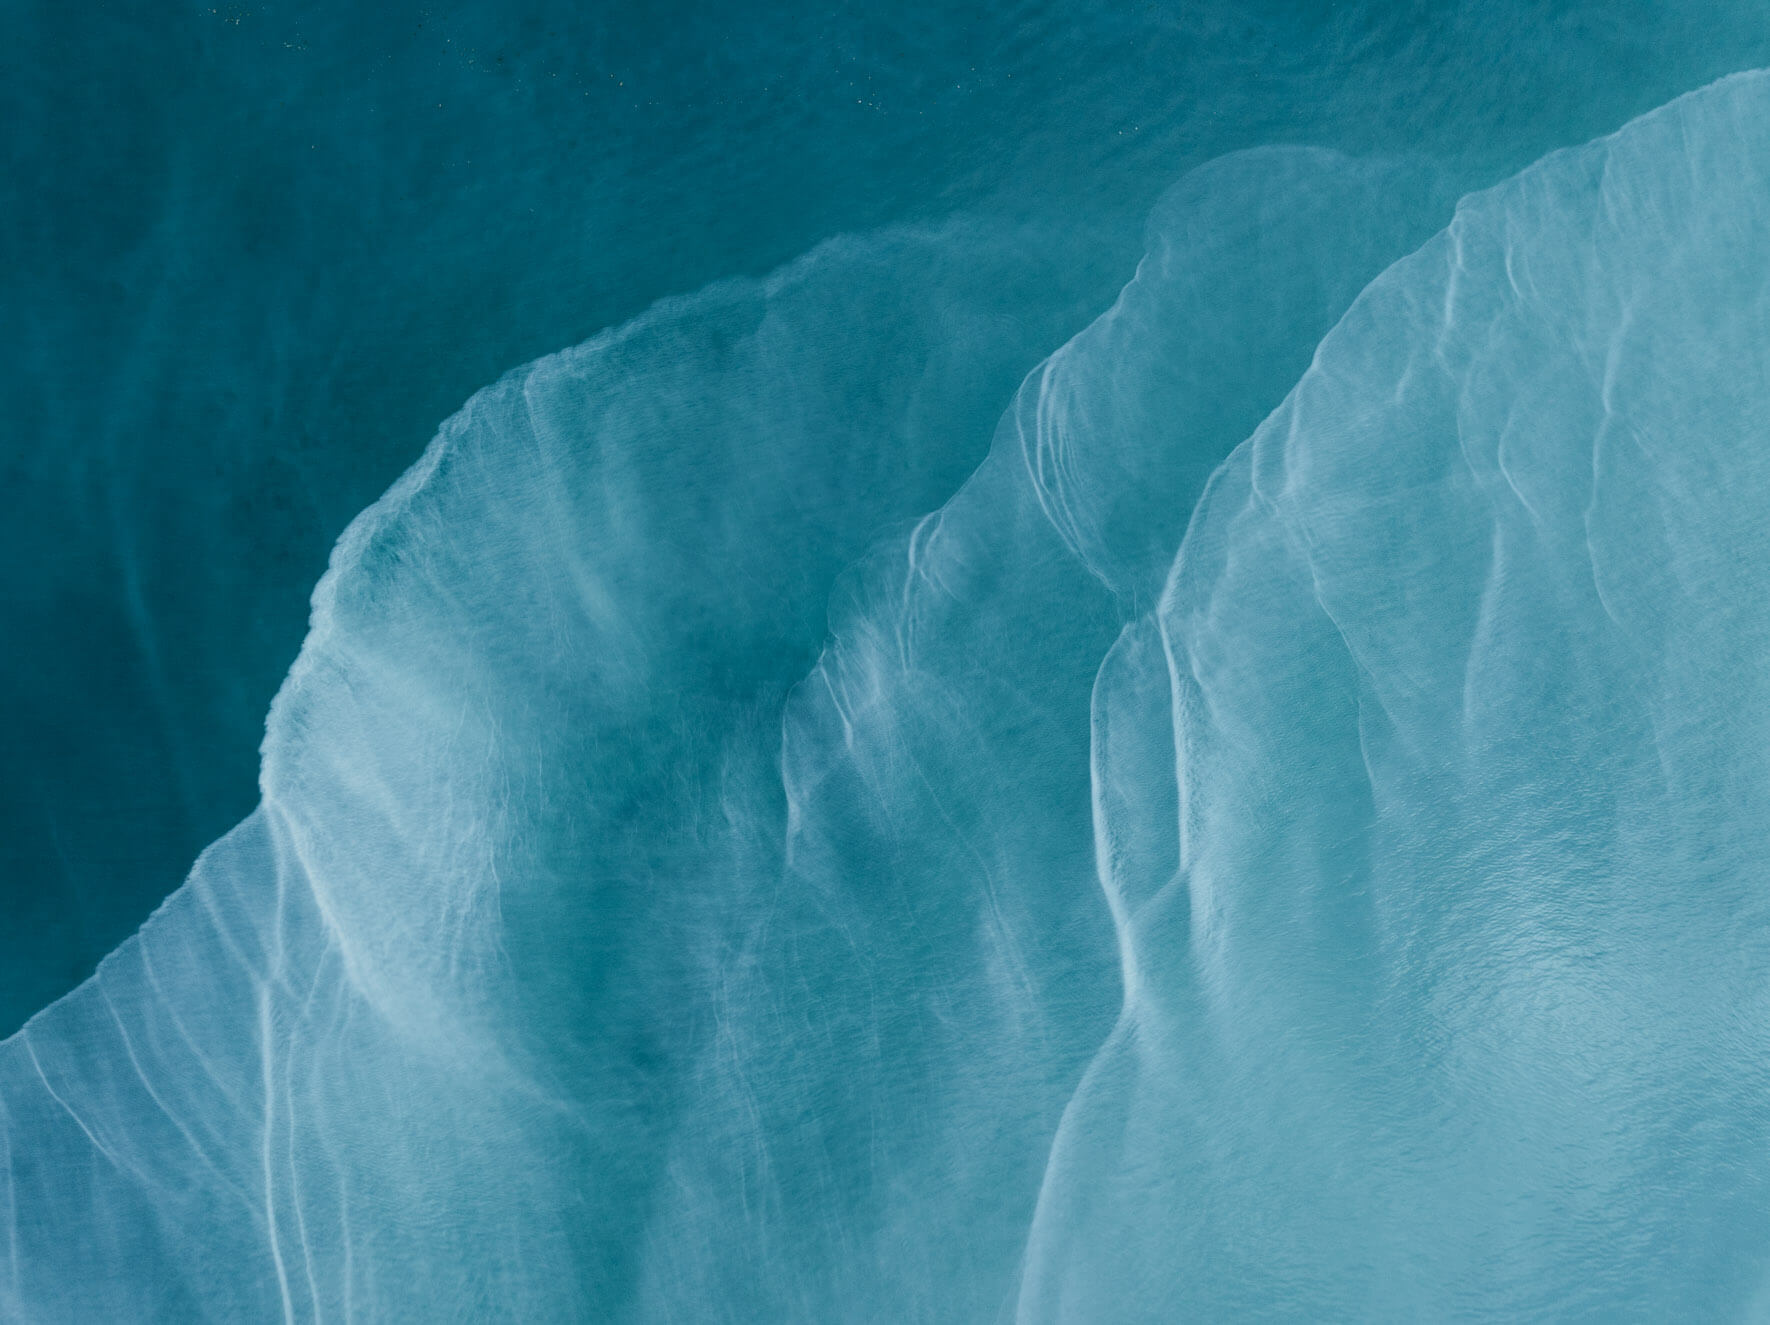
[8,66,1770,1322]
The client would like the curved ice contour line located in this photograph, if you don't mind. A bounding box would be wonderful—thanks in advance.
[6,74,1770,1320]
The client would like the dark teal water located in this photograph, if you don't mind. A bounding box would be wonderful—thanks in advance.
[10,3,1770,1318]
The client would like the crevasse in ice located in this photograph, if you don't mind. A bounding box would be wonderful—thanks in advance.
[8,70,1770,1322]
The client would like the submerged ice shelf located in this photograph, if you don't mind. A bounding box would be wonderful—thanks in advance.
[9,70,1770,1321]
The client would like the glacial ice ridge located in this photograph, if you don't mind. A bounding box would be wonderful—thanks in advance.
[8,72,1770,1321]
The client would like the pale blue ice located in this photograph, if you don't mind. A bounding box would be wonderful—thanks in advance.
[9,47,1770,1325]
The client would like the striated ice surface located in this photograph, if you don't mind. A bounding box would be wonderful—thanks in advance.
[9,68,1770,1322]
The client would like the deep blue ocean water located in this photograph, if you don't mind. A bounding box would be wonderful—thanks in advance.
[10,2,1770,1318]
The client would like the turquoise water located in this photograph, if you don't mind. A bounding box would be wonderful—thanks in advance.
[9,2,1770,1319]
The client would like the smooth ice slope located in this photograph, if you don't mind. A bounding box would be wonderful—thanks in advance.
[1024,70,1770,1319]
[9,70,1770,1322]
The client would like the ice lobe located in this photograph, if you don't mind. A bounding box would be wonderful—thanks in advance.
[626,148,1448,1320]
[1021,70,1770,1320]
[0,222,1122,1321]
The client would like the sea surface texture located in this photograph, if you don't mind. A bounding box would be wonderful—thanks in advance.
[10,3,1770,1321]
